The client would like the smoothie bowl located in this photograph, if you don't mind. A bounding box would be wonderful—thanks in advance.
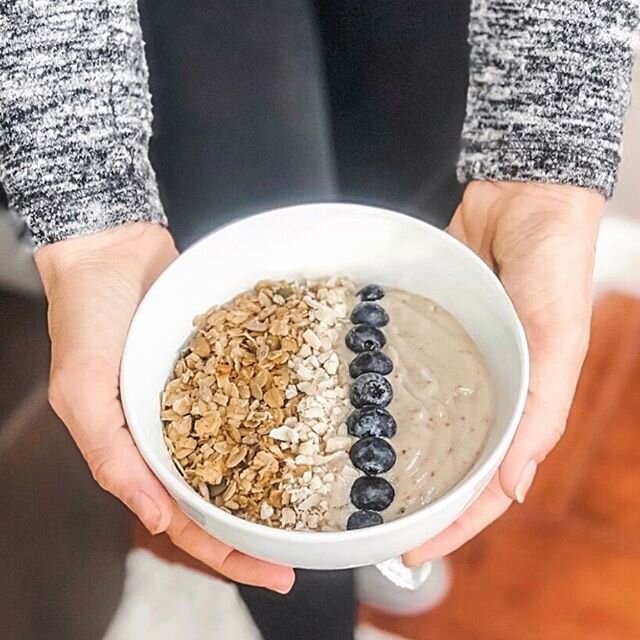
[120,203,529,569]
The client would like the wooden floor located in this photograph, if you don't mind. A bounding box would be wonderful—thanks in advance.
[361,292,640,640]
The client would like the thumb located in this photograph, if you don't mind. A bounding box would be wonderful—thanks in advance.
[498,331,587,502]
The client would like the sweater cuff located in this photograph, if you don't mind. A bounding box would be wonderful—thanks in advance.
[458,141,620,198]
[459,0,640,199]
[16,151,167,248]
[0,0,167,248]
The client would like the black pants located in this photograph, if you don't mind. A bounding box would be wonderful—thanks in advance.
[140,2,470,638]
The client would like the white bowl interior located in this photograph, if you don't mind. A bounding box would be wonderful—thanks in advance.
[121,203,528,567]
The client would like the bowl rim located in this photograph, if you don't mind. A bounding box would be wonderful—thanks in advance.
[121,202,530,545]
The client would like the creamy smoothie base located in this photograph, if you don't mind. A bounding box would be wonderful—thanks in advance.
[161,278,492,531]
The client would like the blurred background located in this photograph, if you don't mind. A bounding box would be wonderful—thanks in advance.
[1,3,639,639]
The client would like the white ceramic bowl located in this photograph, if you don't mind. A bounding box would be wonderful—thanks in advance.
[121,203,529,570]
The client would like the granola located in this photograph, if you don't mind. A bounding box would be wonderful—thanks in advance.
[161,277,358,530]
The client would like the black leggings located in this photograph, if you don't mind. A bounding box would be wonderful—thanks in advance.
[139,2,470,638]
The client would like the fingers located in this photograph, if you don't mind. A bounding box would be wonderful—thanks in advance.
[166,508,295,593]
[403,475,511,566]
[50,359,295,592]
[84,429,175,534]
[49,360,174,534]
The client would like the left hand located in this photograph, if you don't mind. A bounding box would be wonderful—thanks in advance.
[404,180,604,565]
[35,223,295,593]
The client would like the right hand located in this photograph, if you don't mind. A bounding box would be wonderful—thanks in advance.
[34,222,295,593]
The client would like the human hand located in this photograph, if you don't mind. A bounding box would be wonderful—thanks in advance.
[405,181,604,565]
[35,222,294,593]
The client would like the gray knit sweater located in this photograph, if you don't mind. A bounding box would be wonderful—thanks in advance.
[1,1,639,248]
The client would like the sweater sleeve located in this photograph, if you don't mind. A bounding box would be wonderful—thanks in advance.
[458,0,640,197]
[0,0,166,248]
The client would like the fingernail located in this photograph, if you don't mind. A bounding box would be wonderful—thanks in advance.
[274,575,295,595]
[132,491,163,534]
[515,460,537,503]
[402,552,424,568]
[275,584,293,595]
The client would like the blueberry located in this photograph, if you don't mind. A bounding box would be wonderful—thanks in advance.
[350,476,395,511]
[347,406,397,438]
[345,325,386,353]
[349,349,393,378]
[350,373,393,408]
[347,510,384,530]
[358,284,385,301]
[351,302,389,327]
[349,437,396,475]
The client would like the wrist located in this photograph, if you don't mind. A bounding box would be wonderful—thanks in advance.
[34,222,177,297]
[464,180,605,210]
[463,180,604,237]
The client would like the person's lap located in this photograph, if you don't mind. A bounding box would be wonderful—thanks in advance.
[140,0,336,250]
[140,1,469,638]
[314,0,470,222]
